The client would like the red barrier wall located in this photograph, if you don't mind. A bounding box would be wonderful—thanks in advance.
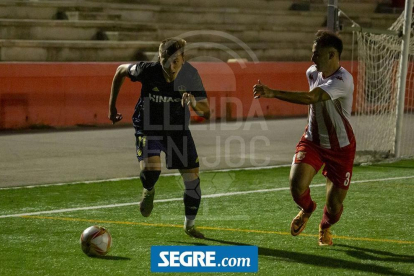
[0,61,358,130]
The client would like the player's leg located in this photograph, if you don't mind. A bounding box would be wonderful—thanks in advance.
[166,131,204,238]
[290,163,318,236]
[139,155,162,191]
[290,139,323,236]
[179,167,204,239]
[136,135,162,217]
[318,142,355,246]
[290,162,317,212]
[318,178,347,246]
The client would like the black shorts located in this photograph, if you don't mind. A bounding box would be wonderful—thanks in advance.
[135,130,199,170]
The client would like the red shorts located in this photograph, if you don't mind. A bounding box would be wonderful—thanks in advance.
[293,137,356,190]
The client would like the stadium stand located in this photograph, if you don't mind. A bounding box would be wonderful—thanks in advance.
[0,0,400,62]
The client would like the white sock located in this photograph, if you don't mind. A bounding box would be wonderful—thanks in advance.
[184,217,195,228]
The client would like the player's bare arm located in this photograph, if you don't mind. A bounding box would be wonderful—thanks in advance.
[181,93,211,119]
[253,79,331,105]
[109,64,129,124]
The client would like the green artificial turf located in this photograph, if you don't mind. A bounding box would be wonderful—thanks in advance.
[1,160,413,276]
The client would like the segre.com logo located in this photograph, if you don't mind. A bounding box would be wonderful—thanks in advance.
[151,246,258,272]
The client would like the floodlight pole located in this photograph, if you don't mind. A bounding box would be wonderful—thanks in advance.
[395,0,413,157]
[327,0,339,32]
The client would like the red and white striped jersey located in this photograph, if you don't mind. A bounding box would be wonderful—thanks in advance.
[305,65,355,149]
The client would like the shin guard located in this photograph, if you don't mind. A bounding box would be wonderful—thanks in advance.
[140,170,161,191]
[183,178,201,220]
[320,205,343,229]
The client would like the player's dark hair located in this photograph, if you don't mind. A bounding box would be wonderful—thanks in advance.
[314,30,343,59]
[159,37,186,58]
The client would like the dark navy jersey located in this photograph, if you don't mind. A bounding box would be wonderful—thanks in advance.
[127,61,207,135]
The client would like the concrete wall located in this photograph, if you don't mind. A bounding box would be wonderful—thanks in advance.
[0,61,359,130]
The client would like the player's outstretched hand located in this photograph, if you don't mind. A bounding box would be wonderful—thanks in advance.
[181,92,196,108]
[253,79,274,99]
[108,107,123,124]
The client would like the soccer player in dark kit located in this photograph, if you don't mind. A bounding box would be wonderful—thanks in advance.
[109,38,210,239]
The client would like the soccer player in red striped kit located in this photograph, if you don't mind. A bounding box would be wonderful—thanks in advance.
[253,30,356,246]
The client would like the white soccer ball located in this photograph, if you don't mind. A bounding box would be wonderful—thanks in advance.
[80,225,112,256]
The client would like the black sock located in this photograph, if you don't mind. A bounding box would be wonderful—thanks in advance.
[183,178,201,220]
[140,170,160,191]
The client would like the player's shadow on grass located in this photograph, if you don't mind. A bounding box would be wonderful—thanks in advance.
[333,244,414,263]
[174,238,409,276]
[90,255,131,261]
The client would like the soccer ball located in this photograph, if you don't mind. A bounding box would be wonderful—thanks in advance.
[80,226,112,257]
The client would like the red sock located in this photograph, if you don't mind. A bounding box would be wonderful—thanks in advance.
[320,205,343,229]
[292,188,315,213]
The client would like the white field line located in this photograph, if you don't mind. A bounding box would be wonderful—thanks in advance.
[0,164,291,191]
[1,175,414,219]
[0,164,291,190]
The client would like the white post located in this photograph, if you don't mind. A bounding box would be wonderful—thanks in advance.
[395,0,413,157]
[327,0,338,32]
